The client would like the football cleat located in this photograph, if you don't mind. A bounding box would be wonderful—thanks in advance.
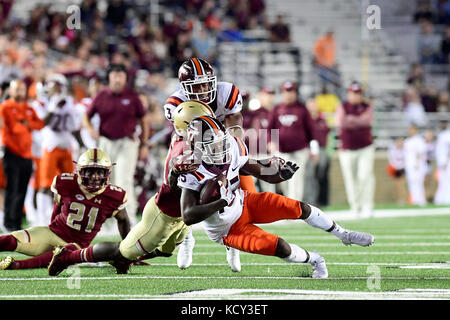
[226,247,241,272]
[0,256,15,270]
[177,233,195,269]
[308,251,328,279]
[48,246,71,276]
[109,259,132,274]
[341,230,375,247]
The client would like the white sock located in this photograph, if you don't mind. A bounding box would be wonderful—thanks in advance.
[305,205,346,239]
[282,243,309,263]
[185,229,194,241]
[36,192,53,225]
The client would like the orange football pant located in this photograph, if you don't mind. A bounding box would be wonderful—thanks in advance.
[238,175,257,192]
[39,148,74,188]
[222,192,302,256]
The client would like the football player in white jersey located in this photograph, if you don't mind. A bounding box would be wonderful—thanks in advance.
[404,124,427,206]
[434,120,450,205]
[177,116,375,279]
[164,57,255,270]
[36,74,86,225]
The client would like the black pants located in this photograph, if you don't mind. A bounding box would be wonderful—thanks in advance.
[2,148,33,231]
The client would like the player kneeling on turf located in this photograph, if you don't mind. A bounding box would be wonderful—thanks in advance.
[176,116,374,279]
[0,148,130,270]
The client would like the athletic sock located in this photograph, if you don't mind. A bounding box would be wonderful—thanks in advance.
[304,205,346,239]
[282,243,309,263]
[13,251,53,269]
[67,246,95,264]
[0,235,18,252]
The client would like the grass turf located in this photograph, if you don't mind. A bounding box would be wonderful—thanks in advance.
[0,213,449,300]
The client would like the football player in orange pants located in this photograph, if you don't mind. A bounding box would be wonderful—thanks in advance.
[174,116,375,278]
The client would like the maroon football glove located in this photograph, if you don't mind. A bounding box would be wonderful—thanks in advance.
[171,152,200,174]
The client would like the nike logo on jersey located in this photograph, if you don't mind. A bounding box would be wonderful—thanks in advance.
[231,166,239,172]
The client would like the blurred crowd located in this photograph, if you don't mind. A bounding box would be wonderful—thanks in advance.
[414,0,450,65]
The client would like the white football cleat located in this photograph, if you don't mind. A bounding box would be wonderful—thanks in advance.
[308,251,328,279]
[226,247,241,272]
[341,230,375,247]
[177,233,195,269]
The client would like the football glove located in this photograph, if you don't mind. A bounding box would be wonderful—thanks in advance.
[171,152,200,175]
[278,160,300,181]
[218,180,234,206]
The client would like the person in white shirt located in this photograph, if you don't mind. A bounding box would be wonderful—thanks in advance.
[403,125,427,206]
[36,74,86,224]
[434,120,450,205]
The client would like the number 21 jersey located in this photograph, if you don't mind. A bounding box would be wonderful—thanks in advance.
[48,173,127,248]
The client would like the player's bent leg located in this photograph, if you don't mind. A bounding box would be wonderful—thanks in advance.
[10,226,68,256]
[120,196,183,261]
[300,203,375,247]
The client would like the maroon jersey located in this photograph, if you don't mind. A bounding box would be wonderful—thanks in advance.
[49,173,127,248]
[154,136,188,217]
[339,101,373,150]
[267,101,317,153]
[243,107,270,155]
[87,86,146,140]
[313,114,330,147]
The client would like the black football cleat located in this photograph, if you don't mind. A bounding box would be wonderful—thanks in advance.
[48,246,71,276]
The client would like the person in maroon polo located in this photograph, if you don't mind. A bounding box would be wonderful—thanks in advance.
[82,64,150,226]
[335,82,375,217]
[267,81,319,201]
[303,98,331,207]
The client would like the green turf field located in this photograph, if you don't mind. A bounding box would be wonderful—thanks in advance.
[0,210,449,300]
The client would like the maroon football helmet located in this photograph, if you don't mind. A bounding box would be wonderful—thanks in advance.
[178,58,217,105]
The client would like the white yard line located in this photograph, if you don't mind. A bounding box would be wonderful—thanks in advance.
[191,242,450,247]
[1,288,449,300]
[170,288,450,300]
[0,276,449,281]
[190,251,450,255]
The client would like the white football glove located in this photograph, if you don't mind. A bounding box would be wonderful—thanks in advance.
[218,180,234,206]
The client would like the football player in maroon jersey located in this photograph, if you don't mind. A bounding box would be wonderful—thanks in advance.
[0,148,131,270]
[47,101,228,276]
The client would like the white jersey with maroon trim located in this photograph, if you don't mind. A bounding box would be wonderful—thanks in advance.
[30,97,48,158]
[41,95,82,152]
[75,97,100,149]
[177,136,249,243]
[163,81,243,123]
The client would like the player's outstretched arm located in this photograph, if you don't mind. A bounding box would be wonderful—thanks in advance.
[225,113,244,139]
[114,209,131,240]
[180,187,229,226]
[240,156,299,184]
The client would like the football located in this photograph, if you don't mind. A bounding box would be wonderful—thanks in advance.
[198,174,228,204]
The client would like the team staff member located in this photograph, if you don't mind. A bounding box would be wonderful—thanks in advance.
[267,81,319,201]
[83,64,150,226]
[335,82,375,217]
[0,80,45,231]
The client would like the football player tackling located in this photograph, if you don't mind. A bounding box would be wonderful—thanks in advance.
[175,116,375,278]
[0,148,130,270]
[47,101,239,276]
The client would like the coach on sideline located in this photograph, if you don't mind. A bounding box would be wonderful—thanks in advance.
[335,82,375,217]
[0,80,45,231]
[82,64,150,226]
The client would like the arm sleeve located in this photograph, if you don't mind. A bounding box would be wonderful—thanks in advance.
[224,85,243,115]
